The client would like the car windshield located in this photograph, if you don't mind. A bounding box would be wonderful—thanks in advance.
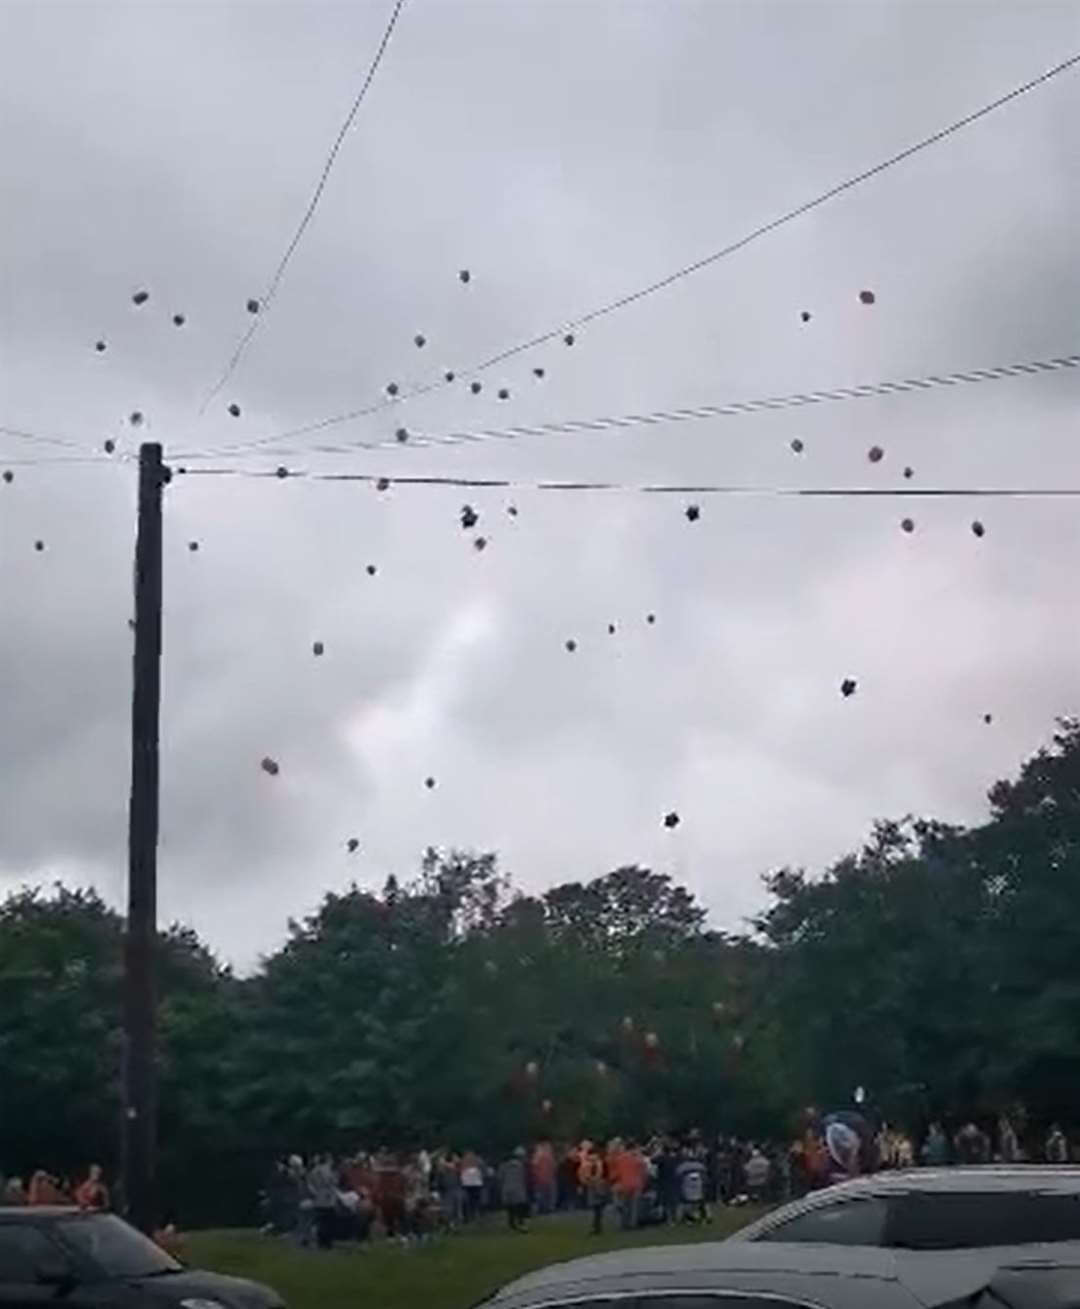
[55,1215,181,1280]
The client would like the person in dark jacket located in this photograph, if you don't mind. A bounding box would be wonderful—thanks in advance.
[499,1148,529,1233]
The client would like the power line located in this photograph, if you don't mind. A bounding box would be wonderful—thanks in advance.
[197,0,407,414]
[194,47,1080,454]
[170,349,1080,462]
[172,465,1080,499]
[0,424,101,455]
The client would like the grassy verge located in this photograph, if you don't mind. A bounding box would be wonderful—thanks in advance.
[187,1208,760,1309]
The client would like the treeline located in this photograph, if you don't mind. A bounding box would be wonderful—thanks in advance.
[2,719,1079,1225]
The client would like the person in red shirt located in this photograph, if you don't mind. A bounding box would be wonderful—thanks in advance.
[610,1139,647,1230]
[74,1164,109,1212]
[27,1172,67,1206]
[531,1140,557,1215]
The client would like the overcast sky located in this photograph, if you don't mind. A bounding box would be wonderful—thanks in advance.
[2,0,1079,971]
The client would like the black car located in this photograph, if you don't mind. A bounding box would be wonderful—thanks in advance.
[0,1207,284,1308]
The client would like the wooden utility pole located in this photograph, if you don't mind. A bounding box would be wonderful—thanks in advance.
[123,441,167,1232]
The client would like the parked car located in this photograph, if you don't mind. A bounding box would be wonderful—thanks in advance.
[479,1240,955,1309]
[727,1167,1080,1303]
[479,1241,1080,1309]
[0,1207,284,1308]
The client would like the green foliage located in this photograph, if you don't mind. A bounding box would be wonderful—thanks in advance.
[5,721,1080,1223]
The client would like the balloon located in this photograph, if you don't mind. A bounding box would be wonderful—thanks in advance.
[867,445,884,463]
[685,504,700,522]
[414,334,427,349]
[33,540,45,552]
[900,518,914,533]
[497,388,510,400]
[376,478,391,492]
[800,310,812,323]
[663,811,680,829]
[276,466,289,479]
[366,564,378,576]
[563,333,575,346]
[903,466,914,479]
[790,438,804,454]
[565,639,577,653]
[386,382,399,397]
[646,613,656,625]
[460,505,479,530]
[840,678,857,698]
[132,290,149,306]
[188,541,199,553]
[228,403,241,418]
[396,427,409,443]
[246,298,261,314]
[525,1060,539,1078]
[607,623,616,635]
[859,289,876,305]
[2,471,13,484]
[312,641,325,657]
[424,776,437,790]
[104,440,116,455]
[470,381,482,395]
[533,367,545,379]
[129,411,144,427]
[95,340,107,353]
[260,756,280,776]
[459,269,471,284]
[172,314,186,327]
[473,536,488,552]
[346,837,360,854]
[971,520,986,538]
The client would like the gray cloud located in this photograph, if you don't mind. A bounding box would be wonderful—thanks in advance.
[2,0,1079,969]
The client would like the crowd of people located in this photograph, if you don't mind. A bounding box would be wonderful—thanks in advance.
[1,1163,110,1211]
[257,1112,1080,1252]
[258,1134,804,1250]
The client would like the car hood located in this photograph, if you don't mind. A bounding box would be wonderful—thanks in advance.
[128,1267,284,1308]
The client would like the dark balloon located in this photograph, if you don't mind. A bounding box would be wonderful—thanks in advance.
[474,536,488,551]
[366,564,377,576]
[396,427,409,443]
[901,518,915,533]
[104,439,116,454]
[565,639,577,653]
[497,388,510,400]
[444,370,455,382]
[276,466,289,479]
[386,382,399,396]
[172,314,186,327]
[608,623,616,635]
[414,334,426,348]
[801,310,812,323]
[425,776,437,789]
[188,541,199,552]
[130,411,144,427]
[95,340,107,353]
[685,504,701,522]
[470,381,482,395]
[983,713,994,725]
[971,520,986,538]
[260,756,279,776]
[460,505,479,530]
[563,332,575,346]
[132,290,149,306]
[228,403,241,418]
[867,445,884,463]
[247,298,260,314]
[2,471,13,484]
[840,678,857,698]
[459,269,471,283]
[533,367,545,379]
[859,289,876,305]
[376,477,391,492]
[646,613,656,625]
[346,837,360,854]
[506,505,518,517]
[903,466,914,479]
[790,438,804,454]
[663,811,680,829]
[34,540,45,552]
[313,641,325,657]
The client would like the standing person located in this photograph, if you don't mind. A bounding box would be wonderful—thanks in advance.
[954,1122,990,1166]
[374,1149,407,1242]
[531,1140,557,1216]
[998,1115,1020,1164]
[609,1139,645,1231]
[1046,1123,1069,1164]
[499,1148,529,1233]
[2,1177,26,1206]
[744,1146,771,1203]
[28,1172,66,1205]
[307,1154,338,1251]
[436,1151,463,1230]
[676,1146,708,1223]
[921,1122,949,1167]
[655,1137,680,1225]
[74,1164,109,1212]
[460,1150,485,1223]
[578,1143,609,1235]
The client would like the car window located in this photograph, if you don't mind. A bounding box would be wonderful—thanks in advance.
[888,1191,1080,1250]
[756,1197,888,1245]
[0,1225,61,1282]
[54,1214,180,1280]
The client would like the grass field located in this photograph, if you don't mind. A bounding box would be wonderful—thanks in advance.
[187,1208,760,1309]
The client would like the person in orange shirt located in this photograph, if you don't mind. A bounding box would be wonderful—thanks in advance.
[611,1139,647,1230]
[577,1143,609,1234]
[74,1164,109,1212]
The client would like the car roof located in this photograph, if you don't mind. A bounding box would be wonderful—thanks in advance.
[730,1168,1080,1242]
[0,1207,82,1220]
[487,1241,906,1304]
